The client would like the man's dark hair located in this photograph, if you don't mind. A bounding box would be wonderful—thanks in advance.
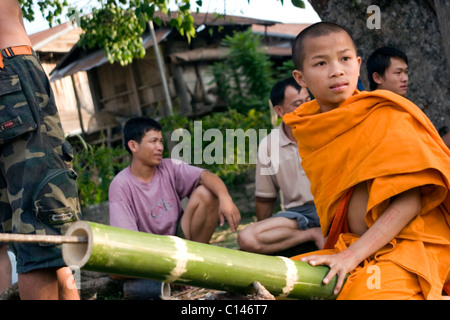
[123,117,162,154]
[292,22,357,71]
[366,46,408,91]
[270,77,302,107]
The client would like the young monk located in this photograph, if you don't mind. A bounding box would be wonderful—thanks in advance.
[283,22,450,300]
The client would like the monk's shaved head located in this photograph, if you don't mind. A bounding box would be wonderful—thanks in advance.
[292,22,357,71]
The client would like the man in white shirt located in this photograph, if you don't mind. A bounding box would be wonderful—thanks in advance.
[238,78,324,255]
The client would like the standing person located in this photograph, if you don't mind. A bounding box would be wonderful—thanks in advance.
[0,0,81,300]
[366,46,409,96]
[283,22,450,299]
[238,78,323,255]
[0,245,12,293]
[108,117,241,298]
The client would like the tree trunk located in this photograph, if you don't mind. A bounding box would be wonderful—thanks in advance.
[434,0,450,70]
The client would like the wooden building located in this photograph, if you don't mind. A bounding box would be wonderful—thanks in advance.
[44,13,308,146]
[30,21,95,136]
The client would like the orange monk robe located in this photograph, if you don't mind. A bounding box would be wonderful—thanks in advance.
[283,90,450,300]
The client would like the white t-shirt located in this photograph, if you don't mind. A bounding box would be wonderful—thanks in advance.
[256,123,314,209]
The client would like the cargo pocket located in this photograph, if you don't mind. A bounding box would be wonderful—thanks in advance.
[32,168,81,229]
[0,75,37,143]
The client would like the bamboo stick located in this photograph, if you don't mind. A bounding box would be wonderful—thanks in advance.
[0,233,87,244]
[62,221,341,300]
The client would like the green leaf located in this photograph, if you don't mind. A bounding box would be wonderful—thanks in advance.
[291,0,305,9]
[153,16,162,26]
[138,13,147,30]
[169,17,182,29]
[144,4,155,19]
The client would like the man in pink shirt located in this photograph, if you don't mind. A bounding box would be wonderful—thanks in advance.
[109,117,241,298]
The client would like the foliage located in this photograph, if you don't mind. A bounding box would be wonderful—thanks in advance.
[78,2,146,66]
[277,59,296,80]
[210,29,275,114]
[19,0,68,26]
[72,136,130,207]
[19,0,305,66]
[78,0,199,66]
[291,0,306,9]
[160,108,271,186]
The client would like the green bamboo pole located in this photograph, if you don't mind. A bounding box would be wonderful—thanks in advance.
[62,221,341,300]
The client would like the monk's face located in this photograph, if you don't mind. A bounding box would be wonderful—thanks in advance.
[373,57,408,96]
[293,31,361,112]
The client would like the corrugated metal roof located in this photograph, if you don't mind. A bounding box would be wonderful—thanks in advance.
[264,45,292,57]
[49,28,172,82]
[31,10,274,51]
[154,11,278,26]
[49,12,279,81]
[251,23,310,39]
[30,21,73,49]
[169,46,231,63]
[169,43,294,62]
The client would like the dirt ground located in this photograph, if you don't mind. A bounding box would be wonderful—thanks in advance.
[210,213,256,249]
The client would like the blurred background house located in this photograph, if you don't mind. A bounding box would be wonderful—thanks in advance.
[30,21,95,136]
[30,12,310,147]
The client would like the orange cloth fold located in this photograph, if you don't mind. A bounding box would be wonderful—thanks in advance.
[323,188,352,250]
[284,90,450,299]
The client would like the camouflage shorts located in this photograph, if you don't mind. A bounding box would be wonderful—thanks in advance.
[0,48,82,273]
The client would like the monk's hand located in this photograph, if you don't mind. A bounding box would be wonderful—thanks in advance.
[218,195,241,232]
[301,249,359,295]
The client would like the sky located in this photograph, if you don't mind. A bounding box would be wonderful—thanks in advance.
[24,0,320,35]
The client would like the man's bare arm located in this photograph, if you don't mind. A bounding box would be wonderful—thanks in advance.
[198,170,241,232]
[255,196,276,221]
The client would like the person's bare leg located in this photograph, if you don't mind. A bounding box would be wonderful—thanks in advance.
[18,266,80,300]
[0,245,12,292]
[181,185,219,243]
[18,268,59,300]
[57,267,80,300]
[238,217,324,254]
